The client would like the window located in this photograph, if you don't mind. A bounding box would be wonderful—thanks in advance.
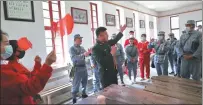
[42,1,65,64]
[196,20,202,27]
[116,9,121,29]
[90,2,98,44]
[170,16,180,39]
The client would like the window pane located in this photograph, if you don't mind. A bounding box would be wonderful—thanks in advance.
[93,22,98,28]
[45,30,52,38]
[171,16,179,29]
[55,38,61,46]
[46,47,53,54]
[42,2,49,10]
[52,4,58,11]
[44,18,51,26]
[92,5,96,11]
[172,29,180,40]
[197,21,202,26]
[93,16,97,22]
[45,39,53,46]
[55,46,62,53]
[43,10,50,18]
[52,1,58,4]
[53,18,59,22]
[53,11,59,19]
[93,11,96,17]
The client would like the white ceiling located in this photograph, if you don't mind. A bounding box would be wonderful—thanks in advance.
[133,1,202,12]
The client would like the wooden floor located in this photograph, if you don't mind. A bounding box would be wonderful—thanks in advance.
[77,76,202,104]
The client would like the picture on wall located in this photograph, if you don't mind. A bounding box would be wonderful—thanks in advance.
[149,21,154,29]
[126,17,133,27]
[3,1,35,22]
[140,20,145,28]
[71,7,88,24]
[105,14,116,26]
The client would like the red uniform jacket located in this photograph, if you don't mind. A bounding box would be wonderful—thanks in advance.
[124,39,138,48]
[137,41,152,58]
[1,61,53,104]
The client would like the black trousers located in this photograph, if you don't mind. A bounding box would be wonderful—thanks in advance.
[100,68,118,89]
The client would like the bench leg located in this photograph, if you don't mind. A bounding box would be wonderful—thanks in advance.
[47,95,51,104]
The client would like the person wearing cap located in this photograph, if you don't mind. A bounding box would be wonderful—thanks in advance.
[178,20,202,81]
[124,31,138,48]
[92,25,127,89]
[137,34,152,81]
[197,25,202,32]
[69,34,91,103]
[1,30,56,104]
[111,33,125,86]
[167,33,178,75]
[125,37,139,84]
[148,31,170,76]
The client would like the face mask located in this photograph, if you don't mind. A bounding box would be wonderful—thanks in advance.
[17,50,25,59]
[186,27,194,32]
[158,36,164,40]
[1,45,13,60]
[141,37,146,41]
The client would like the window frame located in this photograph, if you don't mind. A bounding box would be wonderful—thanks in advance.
[43,1,65,63]
[170,15,179,32]
[116,9,121,29]
[90,2,98,44]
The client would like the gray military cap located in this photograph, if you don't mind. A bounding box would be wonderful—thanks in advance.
[111,33,117,39]
[168,33,174,36]
[185,20,195,25]
[158,31,165,35]
[74,34,83,40]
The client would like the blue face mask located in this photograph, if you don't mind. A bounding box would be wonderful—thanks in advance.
[1,45,13,60]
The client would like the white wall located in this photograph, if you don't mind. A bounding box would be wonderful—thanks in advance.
[1,1,47,68]
[157,3,202,39]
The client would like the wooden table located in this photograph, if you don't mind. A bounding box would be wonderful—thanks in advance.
[77,84,195,104]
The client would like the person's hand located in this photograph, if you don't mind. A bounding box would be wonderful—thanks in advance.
[84,48,92,56]
[120,24,127,33]
[97,95,106,104]
[34,55,41,63]
[183,55,193,60]
[111,45,117,56]
[45,51,56,66]
[150,38,154,43]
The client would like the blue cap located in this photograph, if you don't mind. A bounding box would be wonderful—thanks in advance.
[185,20,195,25]
[74,34,83,40]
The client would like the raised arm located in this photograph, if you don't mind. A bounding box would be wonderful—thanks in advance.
[108,32,123,46]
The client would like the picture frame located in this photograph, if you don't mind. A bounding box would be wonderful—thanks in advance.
[126,17,133,28]
[149,21,154,29]
[71,7,88,24]
[3,1,35,22]
[105,14,116,26]
[140,20,145,28]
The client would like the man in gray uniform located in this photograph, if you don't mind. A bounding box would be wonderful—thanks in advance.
[69,34,91,104]
[148,31,170,76]
[167,33,177,75]
[125,37,139,84]
[178,20,202,81]
[111,33,125,86]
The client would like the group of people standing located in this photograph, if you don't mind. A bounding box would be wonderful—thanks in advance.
[69,20,202,104]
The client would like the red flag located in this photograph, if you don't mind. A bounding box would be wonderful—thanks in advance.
[64,14,74,35]
[17,37,32,51]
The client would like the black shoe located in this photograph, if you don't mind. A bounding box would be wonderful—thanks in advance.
[169,72,174,74]
[73,98,77,104]
[174,74,177,77]
[82,94,88,98]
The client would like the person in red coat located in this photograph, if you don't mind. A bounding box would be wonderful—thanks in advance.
[0,30,56,104]
[137,34,152,81]
[124,31,138,48]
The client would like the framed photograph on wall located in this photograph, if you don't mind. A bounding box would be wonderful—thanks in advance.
[105,14,116,26]
[126,17,133,28]
[140,20,145,28]
[71,7,88,24]
[3,1,35,22]
[149,21,154,29]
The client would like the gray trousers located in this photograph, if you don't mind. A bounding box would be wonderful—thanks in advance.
[181,58,201,81]
[168,53,175,73]
[127,61,138,80]
[117,61,124,83]
[154,57,168,76]
[92,66,101,92]
[71,67,88,98]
